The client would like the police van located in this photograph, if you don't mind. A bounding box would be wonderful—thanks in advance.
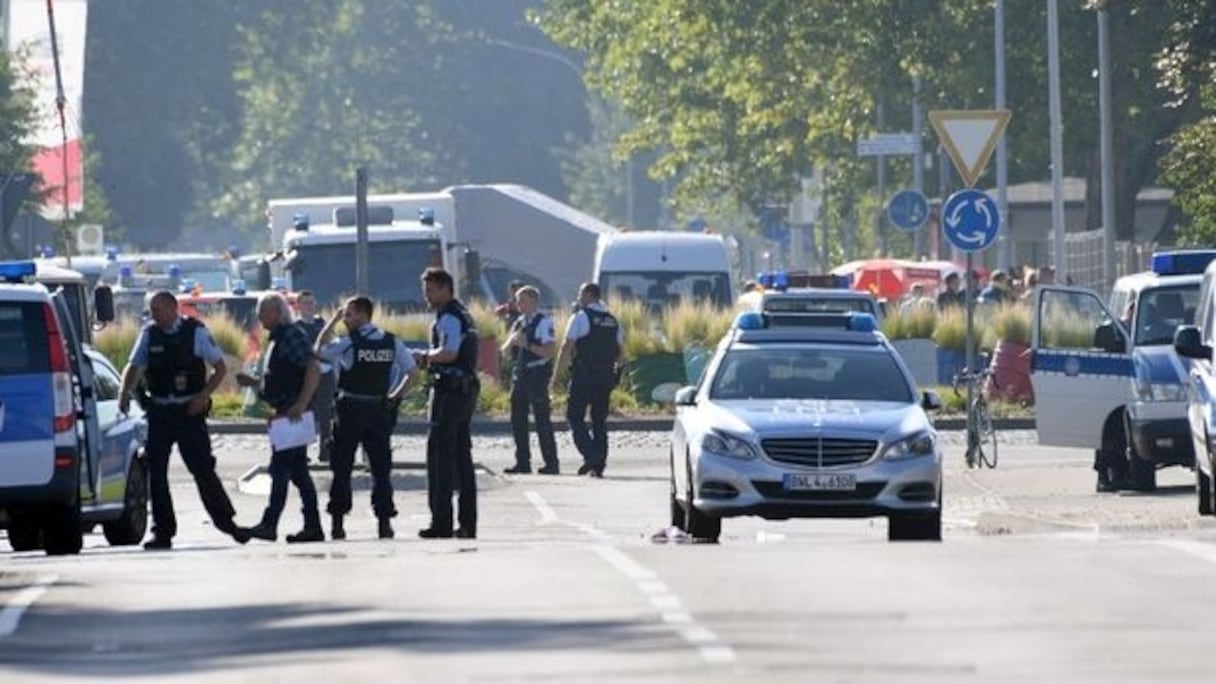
[1030,250,1216,491]
[0,261,149,555]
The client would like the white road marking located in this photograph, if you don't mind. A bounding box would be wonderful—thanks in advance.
[1157,539,1216,566]
[523,490,558,524]
[525,491,738,664]
[0,575,57,639]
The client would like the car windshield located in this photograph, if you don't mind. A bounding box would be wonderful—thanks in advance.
[600,271,731,309]
[1134,284,1198,346]
[290,240,441,311]
[709,346,913,403]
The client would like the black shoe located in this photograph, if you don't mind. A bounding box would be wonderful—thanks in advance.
[455,528,476,539]
[248,523,277,542]
[418,527,454,539]
[538,464,560,475]
[230,526,252,545]
[585,468,603,479]
[504,464,532,474]
[577,464,591,475]
[286,527,325,543]
[143,537,172,551]
[378,519,395,539]
[331,515,346,541]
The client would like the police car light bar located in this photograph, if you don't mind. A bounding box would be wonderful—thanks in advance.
[0,261,37,283]
[1151,250,1216,276]
[733,310,878,332]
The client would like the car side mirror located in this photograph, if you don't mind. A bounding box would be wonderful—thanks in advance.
[1174,325,1212,360]
[1094,321,1126,354]
[673,385,698,407]
[93,284,114,323]
[921,390,942,412]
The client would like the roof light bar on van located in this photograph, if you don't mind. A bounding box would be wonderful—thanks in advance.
[732,310,878,332]
[0,261,37,283]
[1150,250,1216,276]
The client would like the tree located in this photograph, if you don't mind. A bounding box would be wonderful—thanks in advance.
[0,49,43,258]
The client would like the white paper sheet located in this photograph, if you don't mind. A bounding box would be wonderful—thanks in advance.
[267,411,316,451]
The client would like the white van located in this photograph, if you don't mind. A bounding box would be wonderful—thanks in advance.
[593,232,734,310]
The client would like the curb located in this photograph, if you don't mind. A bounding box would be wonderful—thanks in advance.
[209,416,1034,435]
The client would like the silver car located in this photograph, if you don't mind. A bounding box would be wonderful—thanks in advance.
[669,313,942,542]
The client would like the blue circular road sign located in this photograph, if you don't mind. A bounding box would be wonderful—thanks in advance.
[886,189,929,232]
[942,189,1000,253]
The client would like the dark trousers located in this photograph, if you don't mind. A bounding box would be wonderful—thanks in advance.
[311,370,337,462]
[566,372,613,471]
[328,398,396,519]
[510,367,557,468]
[426,382,478,534]
[145,404,238,540]
[261,445,320,531]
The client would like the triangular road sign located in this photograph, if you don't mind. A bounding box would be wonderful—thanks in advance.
[929,110,1011,188]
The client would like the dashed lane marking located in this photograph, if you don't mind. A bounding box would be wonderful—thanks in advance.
[0,575,57,639]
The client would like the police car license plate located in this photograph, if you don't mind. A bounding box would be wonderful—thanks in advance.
[783,473,856,491]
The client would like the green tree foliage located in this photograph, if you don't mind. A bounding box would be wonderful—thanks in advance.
[0,49,42,258]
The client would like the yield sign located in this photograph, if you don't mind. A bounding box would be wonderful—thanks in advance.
[928,110,1011,188]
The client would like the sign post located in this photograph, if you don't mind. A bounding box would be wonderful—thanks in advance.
[930,109,1011,469]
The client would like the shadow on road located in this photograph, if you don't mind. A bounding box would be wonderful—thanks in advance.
[0,602,673,677]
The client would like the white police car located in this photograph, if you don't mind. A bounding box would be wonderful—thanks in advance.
[0,261,148,555]
[669,311,943,542]
[1030,250,1214,492]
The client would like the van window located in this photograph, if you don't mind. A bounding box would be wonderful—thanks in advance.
[0,302,50,375]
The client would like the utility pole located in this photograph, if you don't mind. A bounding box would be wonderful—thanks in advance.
[355,167,369,296]
[995,0,1011,271]
[912,76,925,259]
[1047,0,1067,283]
[876,101,887,257]
[1098,5,1116,290]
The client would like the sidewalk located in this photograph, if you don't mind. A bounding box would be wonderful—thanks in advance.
[208,415,1035,435]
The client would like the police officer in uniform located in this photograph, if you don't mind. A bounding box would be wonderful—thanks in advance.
[315,296,417,540]
[414,267,480,539]
[296,290,336,464]
[502,286,559,474]
[552,282,622,478]
[236,292,325,542]
[118,291,250,550]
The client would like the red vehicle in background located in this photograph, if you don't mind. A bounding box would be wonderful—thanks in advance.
[177,285,300,363]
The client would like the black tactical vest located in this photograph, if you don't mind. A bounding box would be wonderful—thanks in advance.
[574,307,620,374]
[263,324,306,409]
[431,299,479,377]
[338,328,396,396]
[145,317,206,400]
[512,313,552,375]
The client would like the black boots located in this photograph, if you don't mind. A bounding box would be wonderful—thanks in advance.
[331,514,346,541]
[286,509,324,544]
[378,518,395,539]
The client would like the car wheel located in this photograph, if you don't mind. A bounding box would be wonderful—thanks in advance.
[683,456,720,542]
[104,458,148,546]
[1126,443,1157,493]
[888,512,942,541]
[43,503,83,556]
[7,515,43,552]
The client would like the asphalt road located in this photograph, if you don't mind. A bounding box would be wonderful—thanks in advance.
[3,430,1216,682]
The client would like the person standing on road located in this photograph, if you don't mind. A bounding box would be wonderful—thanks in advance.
[414,267,480,539]
[495,279,525,329]
[235,292,325,543]
[315,296,417,540]
[552,282,622,478]
[118,291,250,550]
[296,290,336,464]
[502,286,559,475]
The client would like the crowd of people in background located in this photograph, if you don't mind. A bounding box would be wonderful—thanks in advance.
[898,264,1060,314]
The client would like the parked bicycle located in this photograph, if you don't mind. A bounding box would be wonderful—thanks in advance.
[953,367,998,468]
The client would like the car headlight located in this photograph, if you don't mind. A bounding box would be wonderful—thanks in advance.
[881,431,937,460]
[1132,380,1187,402]
[700,430,759,460]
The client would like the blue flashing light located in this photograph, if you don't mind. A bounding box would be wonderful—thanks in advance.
[231,279,247,295]
[773,270,789,291]
[40,245,54,258]
[418,207,435,225]
[167,264,182,279]
[1151,250,1216,276]
[757,272,774,289]
[733,311,768,330]
[848,312,878,333]
[0,261,37,283]
[292,212,310,230]
[105,246,119,261]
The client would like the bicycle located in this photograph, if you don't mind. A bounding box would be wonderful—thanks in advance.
[953,367,998,469]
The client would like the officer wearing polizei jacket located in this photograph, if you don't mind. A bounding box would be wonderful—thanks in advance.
[118,291,250,550]
[315,296,417,540]
[552,282,623,478]
[414,267,480,539]
[502,286,559,475]
[235,292,325,543]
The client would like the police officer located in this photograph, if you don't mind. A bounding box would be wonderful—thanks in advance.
[315,296,417,540]
[502,286,559,475]
[552,282,622,478]
[414,267,480,539]
[296,290,336,463]
[118,291,250,550]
